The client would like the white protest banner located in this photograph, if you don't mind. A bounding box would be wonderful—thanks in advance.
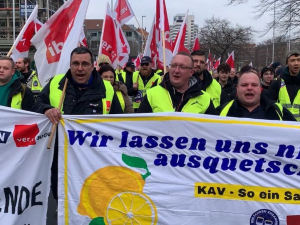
[58,113,300,225]
[0,106,53,225]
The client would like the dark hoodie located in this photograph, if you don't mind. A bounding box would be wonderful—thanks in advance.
[269,66,300,103]
[137,72,217,114]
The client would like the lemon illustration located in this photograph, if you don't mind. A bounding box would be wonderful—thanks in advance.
[78,166,145,219]
[104,192,157,225]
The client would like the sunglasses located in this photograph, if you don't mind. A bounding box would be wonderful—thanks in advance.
[141,63,149,67]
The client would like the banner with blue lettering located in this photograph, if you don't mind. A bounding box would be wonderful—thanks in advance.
[0,106,53,225]
[58,113,300,225]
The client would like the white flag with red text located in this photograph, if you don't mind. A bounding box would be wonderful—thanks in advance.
[144,17,158,69]
[79,28,88,47]
[134,54,142,68]
[31,0,89,87]
[10,5,40,61]
[117,26,130,67]
[173,10,190,56]
[98,4,120,69]
[114,0,135,26]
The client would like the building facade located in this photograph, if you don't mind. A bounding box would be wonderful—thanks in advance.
[170,14,198,50]
[0,0,64,56]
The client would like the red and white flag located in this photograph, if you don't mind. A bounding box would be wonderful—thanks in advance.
[114,0,135,26]
[98,3,121,69]
[79,28,87,47]
[156,0,173,68]
[117,26,130,67]
[207,49,213,71]
[31,0,90,87]
[134,54,142,68]
[10,5,39,61]
[144,17,158,69]
[192,36,200,51]
[226,50,235,69]
[214,57,221,69]
[173,10,190,55]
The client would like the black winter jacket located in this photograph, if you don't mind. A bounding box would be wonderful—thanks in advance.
[34,69,123,115]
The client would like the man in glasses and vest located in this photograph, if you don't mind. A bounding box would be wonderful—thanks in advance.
[34,46,123,200]
[0,56,34,111]
[132,56,161,112]
[137,52,216,114]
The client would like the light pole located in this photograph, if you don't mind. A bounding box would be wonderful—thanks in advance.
[142,16,146,52]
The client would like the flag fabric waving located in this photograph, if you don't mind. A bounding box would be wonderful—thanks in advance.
[31,0,90,87]
[117,26,130,67]
[98,3,121,69]
[143,17,158,69]
[10,5,39,61]
[226,50,235,69]
[214,57,221,69]
[192,36,200,51]
[114,0,135,26]
[173,10,190,55]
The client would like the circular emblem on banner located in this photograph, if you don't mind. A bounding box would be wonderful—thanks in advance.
[134,90,143,103]
[33,80,38,87]
[250,209,279,225]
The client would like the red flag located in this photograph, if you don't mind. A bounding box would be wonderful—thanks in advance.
[225,50,235,69]
[192,36,200,51]
[10,5,39,61]
[114,0,135,25]
[143,17,158,69]
[156,0,173,67]
[134,54,142,68]
[34,18,43,32]
[213,57,221,69]
[31,0,90,87]
[173,10,190,55]
[99,3,120,68]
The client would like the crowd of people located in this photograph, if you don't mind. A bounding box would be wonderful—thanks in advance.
[1,46,299,200]
[1,46,299,122]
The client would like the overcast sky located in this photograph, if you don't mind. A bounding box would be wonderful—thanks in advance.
[86,0,274,43]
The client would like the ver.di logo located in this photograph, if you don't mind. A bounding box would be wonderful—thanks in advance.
[13,124,39,147]
[250,209,279,225]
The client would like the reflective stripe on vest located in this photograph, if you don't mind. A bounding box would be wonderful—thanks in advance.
[278,79,300,121]
[220,100,283,121]
[205,79,221,108]
[132,71,161,109]
[116,90,125,112]
[11,92,22,109]
[147,85,211,113]
[31,71,43,93]
[49,74,114,114]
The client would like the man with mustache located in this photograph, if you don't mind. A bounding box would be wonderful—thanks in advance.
[191,50,221,108]
[269,50,300,121]
[219,66,295,121]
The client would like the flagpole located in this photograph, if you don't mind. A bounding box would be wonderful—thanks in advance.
[162,30,167,74]
[47,78,68,149]
[134,16,146,42]
[13,0,16,42]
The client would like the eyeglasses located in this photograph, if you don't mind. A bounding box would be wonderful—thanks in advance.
[141,63,149,67]
[169,64,193,70]
[71,61,91,68]
[99,62,110,67]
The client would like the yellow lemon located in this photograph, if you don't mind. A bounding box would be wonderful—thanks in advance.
[77,166,145,219]
[104,192,157,225]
